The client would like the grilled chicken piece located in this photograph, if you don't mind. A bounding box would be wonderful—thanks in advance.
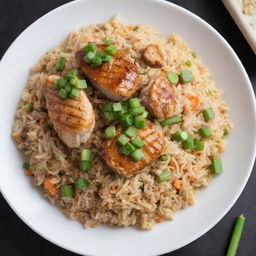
[76,46,141,101]
[104,121,165,176]
[44,75,95,148]
[143,44,165,67]
[140,72,176,119]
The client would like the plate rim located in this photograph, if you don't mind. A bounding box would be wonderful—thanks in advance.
[0,0,255,255]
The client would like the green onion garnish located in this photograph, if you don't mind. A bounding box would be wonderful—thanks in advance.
[191,52,197,58]
[105,126,116,139]
[172,130,188,142]
[160,155,169,161]
[104,111,115,122]
[211,158,223,174]
[125,126,139,138]
[120,114,134,127]
[129,106,146,116]
[112,102,122,112]
[167,72,179,85]
[161,115,182,127]
[131,137,145,148]
[58,89,68,100]
[55,57,66,72]
[199,126,212,138]
[134,117,147,129]
[75,178,91,189]
[24,102,33,111]
[84,43,97,53]
[121,142,136,155]
[180,71,193,83]
[182,134,194,150]
[60,185,74,197]
[80,161,92,171]
[81,149,92,161]
[105,45,117,56]
[203,108,215,122]
[194,140,205,151]
[128,98,140,108]
[185,60,192,67]
[223,128,229,137]
[117,134,130,146]
[131,148,144,162]
[69,88,80,98]
[23,162,30,169]
[103,103,113,112]
[158,169,170,182]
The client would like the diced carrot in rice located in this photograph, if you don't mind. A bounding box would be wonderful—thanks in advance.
[188,176,196,182]
[25,170,33,176]
[187,95,199,111]
[155,216,164,223]
[92,34,98,39]
[173,180,183,190]
[127,25,134,31]
[43,176,59,196]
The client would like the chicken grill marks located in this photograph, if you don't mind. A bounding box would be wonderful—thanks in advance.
[104,121,165,176]
[44,75,95,148]
[76,47,141,101]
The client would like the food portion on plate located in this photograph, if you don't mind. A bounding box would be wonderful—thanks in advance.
[12,16,232,230]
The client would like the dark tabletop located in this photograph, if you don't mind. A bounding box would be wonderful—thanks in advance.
[0,0,255,255]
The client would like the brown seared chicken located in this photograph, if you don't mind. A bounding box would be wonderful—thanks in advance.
[76,46,141,101]
[140,72,176,119]
[104,121,165,176]
[44,75,95,148]
[143,44,165,68]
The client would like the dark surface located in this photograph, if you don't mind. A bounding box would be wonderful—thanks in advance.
[0,0,255,255]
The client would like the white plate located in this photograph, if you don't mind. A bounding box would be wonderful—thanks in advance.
[0,0,255,255]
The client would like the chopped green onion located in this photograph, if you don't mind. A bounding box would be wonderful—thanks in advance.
[81,149,92,161]
[103,36,112,45]
[24,102,33,111]
[80,160,92,171]
[133,25,139,31]
[112,102,122,112]
[84,43,97,53]
[137,111,149,119]
[206,90,212,96]
[134,117,147,129]
[104,111,115,122]
[23,162,30,169]
[117,134,130,146]
[128,98,140,108]
[167,72,179,85]
[131,137,145,148]
[70,77,78,87]
[158,169,170,182]
[55,57,66,72]
[103,103,113,112]
[121,102,129,112]
[91,56,102,67]
[60,185,74,197]
[105,126,116,139]
[223,128,229,137]
[55,78,67,90]
[185,60,192,67]
[76,79,87,89]
[199,126,212,138]
[69,88,80,98]
[83,51,96,63]
[211,158,223,174]
[172,130,188,142]
[180,71,193,83]
[191,52,197,58]
[101,53,111,63]
[138,182,144,189]
[131,149,144,162]
[194,140,205,151]
[75,178,91,189]
[129,106,146,116]
[203,108,215,122]
[66,69,78,81]
[226,215,246,256]
[125,126,139,138]
[114,110,125,120]
[58,89,68,100]
[120,114,134,127]
[182,134,194,150]
[161,115,182,127]
[121,142,136,155]
[64,84,72,94]
[160,155,169,161]
[105,45,117,56]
